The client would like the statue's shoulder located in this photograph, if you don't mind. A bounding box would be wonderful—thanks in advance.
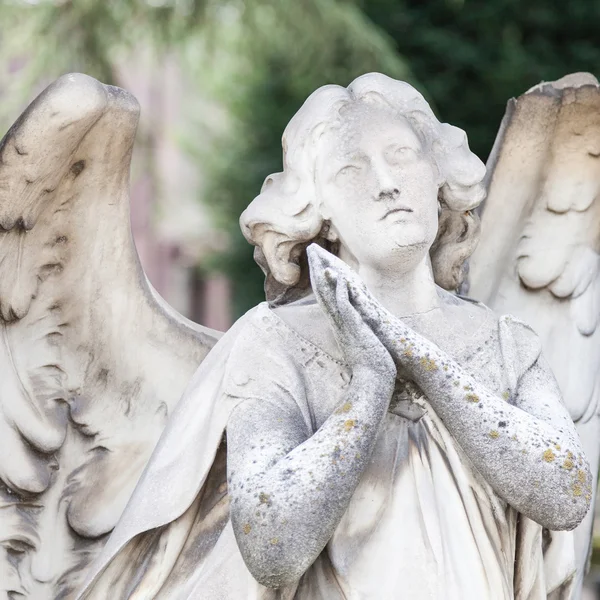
[438,288,496,335]
[439,291,543,372]
[223,302,344,403]
[450,293,537,336]
[229,301,344,366]
[272,298,345,363]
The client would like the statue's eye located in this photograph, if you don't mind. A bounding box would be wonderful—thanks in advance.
[2,538,35,557]
[336,165,360,181]
[391,146,417,164]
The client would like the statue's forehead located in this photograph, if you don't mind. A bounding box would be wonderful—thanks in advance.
[321,107,418,156]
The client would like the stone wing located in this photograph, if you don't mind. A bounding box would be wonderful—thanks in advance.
[468,73,600,593]
[0,74,219,598]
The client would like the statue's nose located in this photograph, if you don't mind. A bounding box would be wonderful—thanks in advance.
[372,158,400,201]
[377,187,400,201]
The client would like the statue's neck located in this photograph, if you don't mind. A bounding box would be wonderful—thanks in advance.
[341,251,441,319]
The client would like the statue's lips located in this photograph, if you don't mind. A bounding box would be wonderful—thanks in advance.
[380,207,413,220]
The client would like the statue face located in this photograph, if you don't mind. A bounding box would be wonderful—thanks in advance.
[316,105,439,273]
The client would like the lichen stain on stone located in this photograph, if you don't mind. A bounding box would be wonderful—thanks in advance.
[465,393,480,403]
[573,483,583,497]
[270,538,279,545]
[563,459,574,470]
[577,469,587,483]
[403,348,414,358]
[489,430,499,439]
[419,357,438,371]
[259,492,271,505]
[243,523,252,534]
[336,402,353,414]
[542,449,556,463]
[343,419,356,432]
[502,391,510,400]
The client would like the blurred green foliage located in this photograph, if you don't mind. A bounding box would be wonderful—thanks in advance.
[362,0,600,158]
[0,0,599,319]
[0,0,210,86]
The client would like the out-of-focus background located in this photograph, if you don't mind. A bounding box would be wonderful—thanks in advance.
[0,0,599,595]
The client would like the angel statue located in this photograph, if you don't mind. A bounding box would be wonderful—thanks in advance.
[61,72,591,600]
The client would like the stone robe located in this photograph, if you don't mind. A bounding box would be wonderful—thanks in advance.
[79,302,576,600]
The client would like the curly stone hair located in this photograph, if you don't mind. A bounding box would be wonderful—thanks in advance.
[240,73,487,305]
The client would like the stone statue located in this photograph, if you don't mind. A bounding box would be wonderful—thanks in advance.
[0,74,218,599]
[74,73,591,599]
[469,72,600,598]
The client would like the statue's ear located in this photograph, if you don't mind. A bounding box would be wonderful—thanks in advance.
[309,121,329,146]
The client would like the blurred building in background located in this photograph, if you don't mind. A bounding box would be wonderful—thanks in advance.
[121,57,233,331]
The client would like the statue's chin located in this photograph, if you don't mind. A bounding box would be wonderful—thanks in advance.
[358,240,431,276]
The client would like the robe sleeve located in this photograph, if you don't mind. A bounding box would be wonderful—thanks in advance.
[499,315,577,599]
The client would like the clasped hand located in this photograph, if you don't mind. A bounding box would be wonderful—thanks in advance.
[307,244,428,385]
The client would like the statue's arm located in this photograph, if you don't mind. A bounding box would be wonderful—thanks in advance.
[226,292,395,588]
[350,288,591,530]
[307,244,591,531]
[392,327,590,531]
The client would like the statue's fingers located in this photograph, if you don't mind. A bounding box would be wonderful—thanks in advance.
[307,243,347,275]
[336,277,369,337]
[346,282,382,331]
[312,266,338,314]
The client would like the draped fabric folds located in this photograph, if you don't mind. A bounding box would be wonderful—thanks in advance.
[79,303,575,600]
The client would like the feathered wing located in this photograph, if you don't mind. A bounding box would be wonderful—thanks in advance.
[0,73,219,599]
[468,72,600,594]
